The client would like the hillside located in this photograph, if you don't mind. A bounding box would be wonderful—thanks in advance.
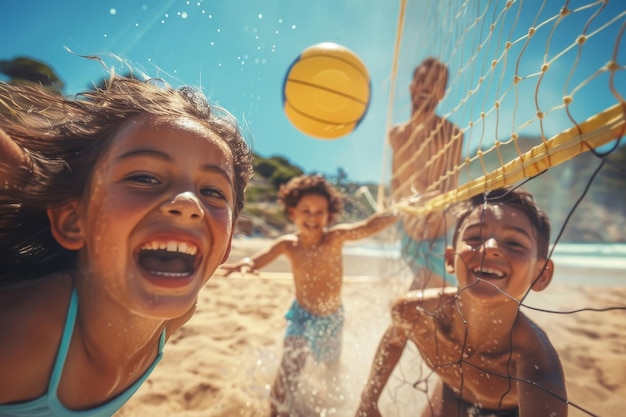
[466,136,626,243]
[240,138,626,243]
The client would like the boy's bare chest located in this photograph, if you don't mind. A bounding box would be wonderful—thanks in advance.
[410,322,520,408]
[289,239,342,265]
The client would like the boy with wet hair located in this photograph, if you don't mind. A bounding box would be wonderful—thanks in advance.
[355,187,567,417]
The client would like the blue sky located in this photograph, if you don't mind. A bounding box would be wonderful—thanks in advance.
[2,0,624,183]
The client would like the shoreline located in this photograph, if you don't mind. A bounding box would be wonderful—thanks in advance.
[226,237,626,286]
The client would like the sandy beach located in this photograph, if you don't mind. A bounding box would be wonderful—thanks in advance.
[117,238,626,417]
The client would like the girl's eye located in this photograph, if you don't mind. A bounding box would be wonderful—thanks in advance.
[127,174,160,184]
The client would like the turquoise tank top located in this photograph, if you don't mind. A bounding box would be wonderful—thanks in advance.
[0,289,165,417]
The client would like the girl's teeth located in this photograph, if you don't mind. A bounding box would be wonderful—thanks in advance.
[141,241,198,255]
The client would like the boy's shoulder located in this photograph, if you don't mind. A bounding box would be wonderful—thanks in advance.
[511,313,556,352]
[269,233,300,252]
[391,287,457,318]
[506,314,564,383]
[396,286,458,303]
[273,233,298,245]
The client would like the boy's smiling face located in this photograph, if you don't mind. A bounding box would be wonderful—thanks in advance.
[446,203,553,302]
[289,193,330,237]
[51,115,237,319]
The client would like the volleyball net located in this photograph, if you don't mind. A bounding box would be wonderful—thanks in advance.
[384,0,625,213]
[374,1,626,416]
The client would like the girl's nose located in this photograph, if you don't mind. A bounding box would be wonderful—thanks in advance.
[161,191,204,220]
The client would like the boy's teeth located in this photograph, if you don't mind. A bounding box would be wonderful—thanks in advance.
[473,267,504,277]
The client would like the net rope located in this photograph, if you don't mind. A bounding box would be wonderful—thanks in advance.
[375,1,626,416]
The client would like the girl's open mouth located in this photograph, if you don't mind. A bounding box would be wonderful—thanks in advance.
[137,240,200,277]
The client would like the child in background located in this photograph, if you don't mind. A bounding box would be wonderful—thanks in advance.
[220,174,399,417]
[0,75,253,416]
[355,187,567,417]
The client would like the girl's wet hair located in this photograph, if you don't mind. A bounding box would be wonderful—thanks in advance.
[0,76,254,284]
[277,174,344,223]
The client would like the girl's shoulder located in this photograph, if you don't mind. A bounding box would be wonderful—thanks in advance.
[0,272,74,401]
[1,270,73,295]
[0,271,74,335]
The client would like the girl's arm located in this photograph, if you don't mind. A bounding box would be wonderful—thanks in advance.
[218,236,292,276]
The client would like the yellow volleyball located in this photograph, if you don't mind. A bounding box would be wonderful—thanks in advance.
[282,42,371,140]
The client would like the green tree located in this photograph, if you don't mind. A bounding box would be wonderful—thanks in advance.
[0,56,64,93]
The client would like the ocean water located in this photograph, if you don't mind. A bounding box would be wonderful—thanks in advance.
[343,242,626,286]
[549,243,626,269]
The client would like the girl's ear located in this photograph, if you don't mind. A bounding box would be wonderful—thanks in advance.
[47,201,85,250]
[444,245,455,273]
[531,258,554,292]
